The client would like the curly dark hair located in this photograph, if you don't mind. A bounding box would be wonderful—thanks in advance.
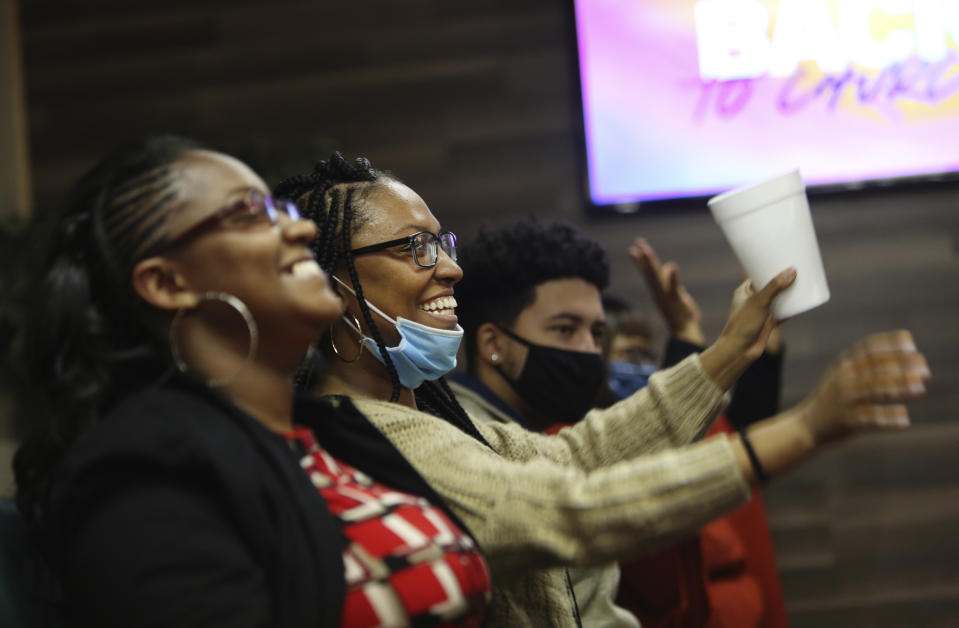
[456,218,610,372]
[10,135,202,527]
[274,154,490,446]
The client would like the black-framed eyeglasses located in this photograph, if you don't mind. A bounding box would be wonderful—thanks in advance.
[147,190,301,255]
[351,230,457,268]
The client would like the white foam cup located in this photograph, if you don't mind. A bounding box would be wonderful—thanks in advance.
[707,170,829,319]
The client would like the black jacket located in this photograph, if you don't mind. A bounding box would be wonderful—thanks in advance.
[49,375,472,628]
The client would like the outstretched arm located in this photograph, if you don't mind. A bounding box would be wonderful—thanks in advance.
[356,331,929,577]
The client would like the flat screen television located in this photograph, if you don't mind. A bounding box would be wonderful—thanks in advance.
[570,0,959,210]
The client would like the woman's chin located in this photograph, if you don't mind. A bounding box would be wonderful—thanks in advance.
[313,288,346,316]
[297,303,346,340]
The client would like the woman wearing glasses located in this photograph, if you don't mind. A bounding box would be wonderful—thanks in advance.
[11,138,491,628]
[276,154,930,627]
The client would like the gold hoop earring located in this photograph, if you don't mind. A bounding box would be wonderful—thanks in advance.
[330,312,364,363]
[169,292,258,387]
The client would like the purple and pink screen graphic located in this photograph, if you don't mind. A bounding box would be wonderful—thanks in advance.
[574,0,959,204]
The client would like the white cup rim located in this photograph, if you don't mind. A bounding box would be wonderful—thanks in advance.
[708,170,805,221]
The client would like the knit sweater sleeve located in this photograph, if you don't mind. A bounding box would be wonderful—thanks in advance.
[353,395,749,578]
[475,354,727,470]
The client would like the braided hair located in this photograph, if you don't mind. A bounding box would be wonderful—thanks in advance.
[274,154,401,396]
[274,154,489,445]
[10,136,201,527]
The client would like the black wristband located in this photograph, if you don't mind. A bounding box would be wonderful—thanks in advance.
[739,428,769,485]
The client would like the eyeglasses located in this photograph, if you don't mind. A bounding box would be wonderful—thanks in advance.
[149,190,301,254]
[351,230,457,268]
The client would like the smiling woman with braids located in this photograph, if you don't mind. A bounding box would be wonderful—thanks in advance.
[10,138,492,628]
[276,153,931,627]
[277,155,485,441]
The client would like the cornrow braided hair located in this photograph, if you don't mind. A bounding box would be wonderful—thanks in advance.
[275,154,491,447]
[339,185,402,400]
[275,154,401,399]
[12,136,201,528]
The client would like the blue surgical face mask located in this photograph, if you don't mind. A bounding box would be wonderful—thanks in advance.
[332,276,463,389]
[606,361,659,400]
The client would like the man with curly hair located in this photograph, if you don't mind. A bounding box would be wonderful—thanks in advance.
[452,221,789,627]
[452,218,612,431]
[449,218,639,627]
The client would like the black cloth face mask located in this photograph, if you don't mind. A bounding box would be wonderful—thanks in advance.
[494,326,606,425]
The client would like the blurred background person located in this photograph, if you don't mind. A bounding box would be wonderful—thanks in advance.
[605,237,789,628]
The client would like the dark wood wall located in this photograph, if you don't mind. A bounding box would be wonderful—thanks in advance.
[0,0,31,226]
[11,0,959,625]
[21,0,583,228]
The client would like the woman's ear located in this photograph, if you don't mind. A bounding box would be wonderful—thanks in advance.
[131,257,197,312]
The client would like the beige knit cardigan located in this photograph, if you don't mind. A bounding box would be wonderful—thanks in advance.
[351,355,750,627]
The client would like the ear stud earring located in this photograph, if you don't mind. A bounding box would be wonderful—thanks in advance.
[491,353,499,362]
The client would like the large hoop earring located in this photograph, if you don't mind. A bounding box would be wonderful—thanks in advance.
[169,292,259,387]
[329,312,364,363]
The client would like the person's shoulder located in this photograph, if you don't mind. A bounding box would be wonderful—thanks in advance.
[347,398,456,438]
[112,374,237,415]
[350,397,427,421]
[50,380,275,525]
[341,395,396,411]
[297,394,393,445]
[62,379,251,477]
[302,393,364,420]
[114,379,235,433]
[447,374,518,425]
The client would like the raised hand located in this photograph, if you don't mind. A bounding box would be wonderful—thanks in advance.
[628,237,704,345]
[719,269,796,360]
[697,268,796,391]
[799,330,931,445]
[728,277,783,355]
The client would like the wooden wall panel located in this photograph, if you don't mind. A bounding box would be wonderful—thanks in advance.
[10,0,959,624]
[0,0,31,226]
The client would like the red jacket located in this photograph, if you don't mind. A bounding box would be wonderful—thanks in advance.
[614,415,788,627]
